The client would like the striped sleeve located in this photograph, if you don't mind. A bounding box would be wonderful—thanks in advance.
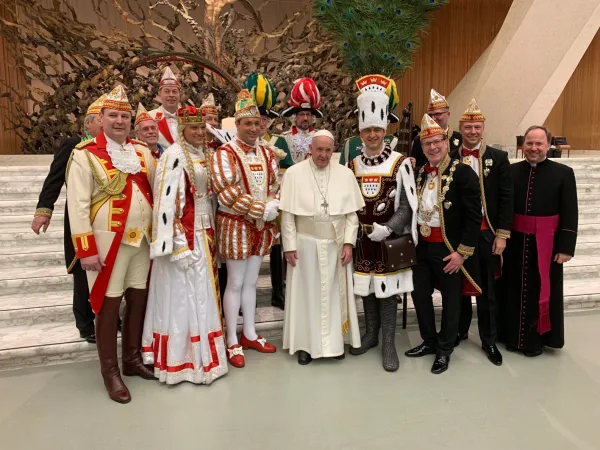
[211,145,266,218]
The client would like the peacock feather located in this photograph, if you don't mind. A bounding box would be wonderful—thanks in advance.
[314,0,448,78]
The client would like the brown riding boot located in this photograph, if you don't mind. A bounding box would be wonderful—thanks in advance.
[122,288,155,379]
[96,296,131,404]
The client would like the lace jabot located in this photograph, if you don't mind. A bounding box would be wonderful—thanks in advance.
[105,136,141,174]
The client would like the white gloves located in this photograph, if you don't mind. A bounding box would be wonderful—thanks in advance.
[263,199,280,222]
[176,256,193,271]
[368,222,392,242]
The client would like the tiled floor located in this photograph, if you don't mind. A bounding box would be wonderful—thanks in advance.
[1,313,600,449]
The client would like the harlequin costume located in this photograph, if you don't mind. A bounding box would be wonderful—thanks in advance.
[149,67,180,150]
[280,78,323,165]
[210,89,280,368]
[66,85,156,403]
[339,77,400,166]
[406,114,482,374]
[347,75,418,372]
[454,99,513,365]
[34,93,106,342]
[141,106,228,385]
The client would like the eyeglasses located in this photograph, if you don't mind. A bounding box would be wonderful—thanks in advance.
[429,111,448,119]
[422,139,445,149]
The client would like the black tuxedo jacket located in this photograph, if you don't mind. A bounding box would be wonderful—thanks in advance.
[463,145,514,239]
[417,154,482,293]
[36,136,80,271]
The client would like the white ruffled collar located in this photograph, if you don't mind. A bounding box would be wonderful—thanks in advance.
[105,135,141,174]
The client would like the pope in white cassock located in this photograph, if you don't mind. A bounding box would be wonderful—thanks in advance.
[280,130,366,365]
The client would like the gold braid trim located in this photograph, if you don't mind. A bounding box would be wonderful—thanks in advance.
[438,156,482,295]
[457,244,475,257]
[34,207,53,218]
[476,141,495,235]
[496,229,511,239]
[84,150,127,205]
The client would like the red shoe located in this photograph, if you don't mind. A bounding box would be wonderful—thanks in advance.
[240,333,277,353]
[227,345,245,368]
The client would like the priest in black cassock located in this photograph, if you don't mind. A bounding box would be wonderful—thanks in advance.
[405,114,482,375]
[497,126,578,357]
[411,89,462,169]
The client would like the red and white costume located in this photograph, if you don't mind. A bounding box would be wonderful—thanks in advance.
[142,110,227,384]
[211,137,280,260]
[210,89,280,368]
[149,67,180,150]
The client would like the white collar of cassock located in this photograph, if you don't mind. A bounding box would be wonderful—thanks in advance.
[309,157,328,172]
[105,134,141,174]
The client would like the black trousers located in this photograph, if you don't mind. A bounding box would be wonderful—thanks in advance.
[458,232,498,346]
[412,241,463,356]
[71,261,95,335]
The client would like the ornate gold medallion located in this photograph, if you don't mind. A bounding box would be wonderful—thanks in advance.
[428,180,435,190]
[420,224,431,237]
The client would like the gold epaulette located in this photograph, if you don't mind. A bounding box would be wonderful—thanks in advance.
[131,139,148,147]
[75,138,94,149]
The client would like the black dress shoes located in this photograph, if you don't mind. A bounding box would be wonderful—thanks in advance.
[297,350,312,365]
[454,333,468,347]
[431,355,450,374]
[524,349,544,357]
[482,344,503,366]
[405,343,437,358]
[333,352,345,360]
[80,331,96,344]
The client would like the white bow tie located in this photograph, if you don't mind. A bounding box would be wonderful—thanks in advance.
[163,111,177,120]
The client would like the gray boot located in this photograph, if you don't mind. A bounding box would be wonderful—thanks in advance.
[350,295,380,355]
[380,296,399,372]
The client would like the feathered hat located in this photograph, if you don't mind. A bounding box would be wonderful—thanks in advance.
[356,74,392,131]
[281,78,323,118]
[234,89,261,121]
[200,94,219,117]
[134,103,155,127]
[159,66,180,89]
[177,106,204,125]
[427,88,450,112]
[243,72,279,118]
[460,98,486,122]
[419,113,446,141]
[102,85,132,112]
[86,94,106,116]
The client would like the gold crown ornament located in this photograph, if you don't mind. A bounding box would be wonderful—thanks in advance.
[177,106,205,125]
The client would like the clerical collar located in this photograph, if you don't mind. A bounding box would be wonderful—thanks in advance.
[361,143,392,166]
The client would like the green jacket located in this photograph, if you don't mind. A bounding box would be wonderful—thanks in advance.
[265,134,294,171]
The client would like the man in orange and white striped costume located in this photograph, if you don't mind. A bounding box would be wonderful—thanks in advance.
[211,89,280,368]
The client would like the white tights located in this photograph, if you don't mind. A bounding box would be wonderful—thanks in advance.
[224,256,264,347]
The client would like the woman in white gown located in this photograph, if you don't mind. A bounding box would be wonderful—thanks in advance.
[142,105,228,385]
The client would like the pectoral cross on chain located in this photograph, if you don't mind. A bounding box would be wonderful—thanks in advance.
[321,200,329,213]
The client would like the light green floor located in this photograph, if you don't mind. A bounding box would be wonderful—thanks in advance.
[2,314,600,450]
